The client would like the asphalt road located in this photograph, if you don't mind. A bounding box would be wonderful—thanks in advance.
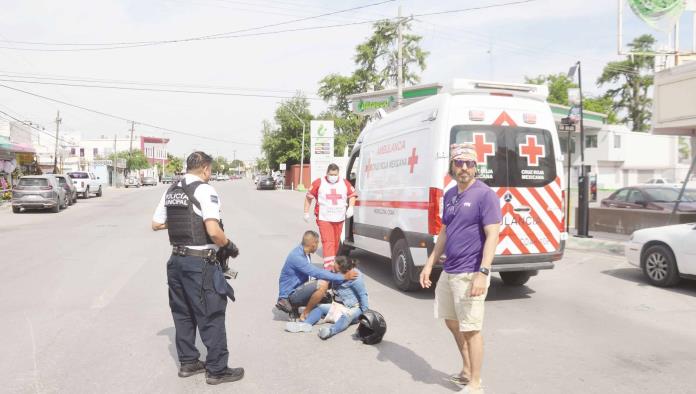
[1,179,695,394]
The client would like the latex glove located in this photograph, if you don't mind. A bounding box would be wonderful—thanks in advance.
[303,212,310,222]
[345,206,354,219]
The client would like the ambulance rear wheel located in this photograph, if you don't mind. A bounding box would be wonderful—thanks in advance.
[391,238,419,292]
[500,271,531,286]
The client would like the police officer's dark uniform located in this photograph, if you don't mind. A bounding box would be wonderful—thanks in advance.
[152,170,242,385]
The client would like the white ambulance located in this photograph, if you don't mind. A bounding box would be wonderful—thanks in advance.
[342,79,566,291]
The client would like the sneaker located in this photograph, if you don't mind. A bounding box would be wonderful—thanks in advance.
[318,326,332,340]
[178,360,205,378]
[206,367,244,385]
[275,298,292,313]
[285,322,312,333]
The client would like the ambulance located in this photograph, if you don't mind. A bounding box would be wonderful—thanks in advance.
[342,79,566,291]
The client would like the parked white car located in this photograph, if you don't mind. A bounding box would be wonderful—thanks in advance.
[67,171,103,198]
[625,223,696,287]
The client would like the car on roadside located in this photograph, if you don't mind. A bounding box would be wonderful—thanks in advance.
[55,174,77,205]
[600,186,696,212]
[125,176,141,188]
[626,223,696,287]
[256,176,276,190]
[142,176,158,186]
[161,175,174,184]
[11,175,68,213]
[643,177,678,186]
[68,171,103,198]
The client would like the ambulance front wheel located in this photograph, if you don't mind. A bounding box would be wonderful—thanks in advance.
[499,271,532,286]
[391,238,420,292]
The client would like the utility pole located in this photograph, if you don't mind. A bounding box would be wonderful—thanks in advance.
[113,133,118,187]
[53,111,61,174]
[233,150,237,175]
[128,120,134,176]
[396,5,403,108]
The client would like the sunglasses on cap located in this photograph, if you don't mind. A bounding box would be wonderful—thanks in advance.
[453,159,477,169]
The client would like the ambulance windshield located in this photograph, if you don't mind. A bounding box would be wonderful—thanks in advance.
[450,125,556,188]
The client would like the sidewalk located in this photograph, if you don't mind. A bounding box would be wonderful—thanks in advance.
[565,229,628,257]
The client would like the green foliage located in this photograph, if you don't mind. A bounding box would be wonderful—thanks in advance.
[109,150,150,172]
[165,154,183,174]
[583,96,619,124]
[597,34,656,131]
[316,19,428,156]
[261,96,312,170]
[525,73,577,105]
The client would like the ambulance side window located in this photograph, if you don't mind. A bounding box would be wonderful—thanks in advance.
[347,148,359,188]
[450,126,507,187]
[508,128,556,187]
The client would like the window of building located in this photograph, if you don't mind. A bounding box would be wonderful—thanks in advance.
[585,135,598,148]
[70,148,76,156]
[80,148,85,157]
[93,148,99,157]
[614,135,621,148]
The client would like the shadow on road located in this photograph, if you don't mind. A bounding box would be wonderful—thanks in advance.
[601,267,696,297]
[486,277,536,302]
[375,340,460,392]
[351,250,537,301]
[350,250,435,300]
[157,327,208,366]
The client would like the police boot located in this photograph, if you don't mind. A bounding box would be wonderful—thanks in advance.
[206,367,245,385]
[178,360,205,378]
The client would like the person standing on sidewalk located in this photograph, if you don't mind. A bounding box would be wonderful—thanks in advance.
[419,144,501,393]
[151,151,244,386]
[304,163,357,270]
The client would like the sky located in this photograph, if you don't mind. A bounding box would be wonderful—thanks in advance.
[0,0,693,161]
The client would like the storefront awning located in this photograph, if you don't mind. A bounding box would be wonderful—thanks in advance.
[0,141,36,153]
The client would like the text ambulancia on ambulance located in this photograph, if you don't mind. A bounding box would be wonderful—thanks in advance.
[343,79,566,291]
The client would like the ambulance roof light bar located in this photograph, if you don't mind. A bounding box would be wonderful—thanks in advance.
[474,82,535,92]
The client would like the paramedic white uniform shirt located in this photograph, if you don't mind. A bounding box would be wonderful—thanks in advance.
[152,174,221,250]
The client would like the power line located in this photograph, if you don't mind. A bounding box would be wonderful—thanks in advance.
[0,70,314,95]
[0,109,75,146]
[0,78,322,100]
[0,83,262,146]
[0,1,539,52]
[0,0,394,50]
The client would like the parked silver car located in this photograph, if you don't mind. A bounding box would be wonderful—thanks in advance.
[55,174,78,205]
[11,175,67,213]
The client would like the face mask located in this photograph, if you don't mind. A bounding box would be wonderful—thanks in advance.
[327,175,339,183]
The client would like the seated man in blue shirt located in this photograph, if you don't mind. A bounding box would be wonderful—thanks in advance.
[276,231,358,318]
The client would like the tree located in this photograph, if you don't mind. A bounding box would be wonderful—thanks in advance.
[524,73,618,123]
[109,150,150,173]
[165,153,183,174]
[212,156,229,174]
[597,34,656,131]
[261,96,312,170]
[525,73,577,105]
[317,19,429,156]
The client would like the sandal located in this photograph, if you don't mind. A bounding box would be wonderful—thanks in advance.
[448,374,470,386]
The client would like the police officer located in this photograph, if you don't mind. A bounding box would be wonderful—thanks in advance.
[151,151,243,385]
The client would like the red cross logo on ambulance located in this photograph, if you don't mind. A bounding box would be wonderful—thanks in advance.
[519,135,546,167]
[470,133,495,164]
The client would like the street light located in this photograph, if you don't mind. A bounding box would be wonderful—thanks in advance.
[287,108,307,191]
[567,61,592,238]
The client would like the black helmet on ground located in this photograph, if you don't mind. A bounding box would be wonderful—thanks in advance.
[356,309,386,345]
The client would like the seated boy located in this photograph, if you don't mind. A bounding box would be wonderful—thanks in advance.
[285,256,368,340]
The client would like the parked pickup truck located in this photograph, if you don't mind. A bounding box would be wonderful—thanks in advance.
[67,171,103,198]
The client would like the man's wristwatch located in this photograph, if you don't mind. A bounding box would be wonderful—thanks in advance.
[479,266,490,276]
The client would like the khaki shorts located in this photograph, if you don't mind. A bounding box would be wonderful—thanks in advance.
[434,271,490,332]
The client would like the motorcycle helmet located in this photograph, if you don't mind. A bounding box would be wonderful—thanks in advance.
[356,309,386,345]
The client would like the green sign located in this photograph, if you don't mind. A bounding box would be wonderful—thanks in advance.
[356,96,396,113]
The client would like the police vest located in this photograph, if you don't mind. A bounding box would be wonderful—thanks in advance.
[165,179,216,246]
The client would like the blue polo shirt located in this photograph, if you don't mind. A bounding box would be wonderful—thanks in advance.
[442,180,501,273]
[277,245,345,299]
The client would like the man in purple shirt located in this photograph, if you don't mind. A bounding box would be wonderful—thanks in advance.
[420,143,501,393]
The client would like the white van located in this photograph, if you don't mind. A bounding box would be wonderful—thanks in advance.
[343,80,566,291]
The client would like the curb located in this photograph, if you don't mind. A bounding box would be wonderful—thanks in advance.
[566,236,626,257]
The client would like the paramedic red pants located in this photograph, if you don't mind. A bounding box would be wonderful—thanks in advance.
[316,220,343,269]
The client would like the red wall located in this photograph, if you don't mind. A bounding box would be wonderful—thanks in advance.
[286,164,311,189]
